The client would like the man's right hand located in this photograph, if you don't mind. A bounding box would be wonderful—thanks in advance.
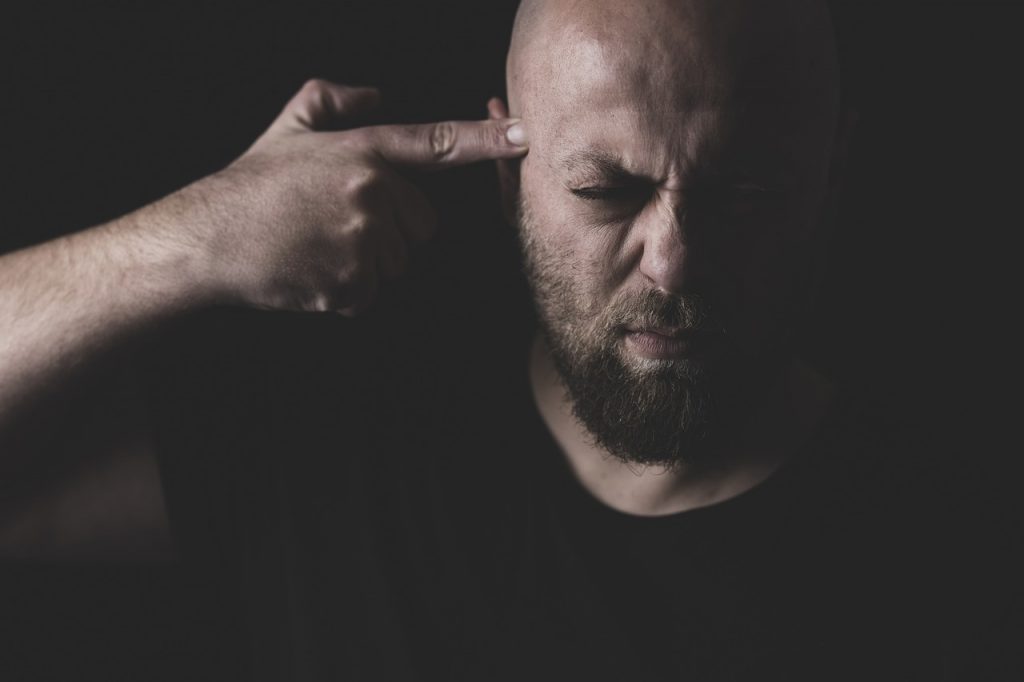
[0,78,527,558]
[188,79,528,316]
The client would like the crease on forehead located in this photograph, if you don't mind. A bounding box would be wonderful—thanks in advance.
[508,0,838,121]
[510,1,742,177]
[551,107,724,184]
[509,0,840,181]
[520,9,727,110]
[508,0,743,110]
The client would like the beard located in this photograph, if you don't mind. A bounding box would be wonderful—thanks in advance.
[516,200,782,471]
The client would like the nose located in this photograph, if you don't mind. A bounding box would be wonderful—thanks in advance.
[636,202,707,295]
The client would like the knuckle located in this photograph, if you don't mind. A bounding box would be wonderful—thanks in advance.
[344,167,379,198]
[485,121,506,148]
[428,122,457,160]
[341,127,374,152]
[344,215,373,242]
[301,78,327,94]
[305,293,331,313]
[335,262,365,292]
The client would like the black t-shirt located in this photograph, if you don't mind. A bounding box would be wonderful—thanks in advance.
[141,232,1013,682]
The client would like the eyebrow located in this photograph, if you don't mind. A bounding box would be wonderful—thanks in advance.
[559,149,653,185]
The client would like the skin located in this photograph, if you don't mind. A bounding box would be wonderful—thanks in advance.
[495,0,845,515]
[0,80,527,557]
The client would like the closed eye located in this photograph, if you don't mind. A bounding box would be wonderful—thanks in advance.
[569,185,652,202]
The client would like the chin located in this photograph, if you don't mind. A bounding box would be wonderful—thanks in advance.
[555,352,720,470]
[618,345,712,378]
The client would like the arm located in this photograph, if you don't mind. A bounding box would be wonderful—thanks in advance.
[0,185,218,467]
[0,79,527,559]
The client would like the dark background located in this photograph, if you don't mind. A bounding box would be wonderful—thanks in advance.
[0,1,1018,679]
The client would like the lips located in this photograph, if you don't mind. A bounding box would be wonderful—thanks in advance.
[623,327,692,359]
[625,325,687,339]
[620,322,722,360]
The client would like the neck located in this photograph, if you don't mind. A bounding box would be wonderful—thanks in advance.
[528,331,835,516]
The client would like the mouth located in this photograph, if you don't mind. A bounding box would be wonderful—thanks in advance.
[624,324,688,338]
[622,326,696,359]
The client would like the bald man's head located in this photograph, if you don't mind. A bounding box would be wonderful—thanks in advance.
[506,0,841,200]
[507,0,839,121]
[503,0,846,467]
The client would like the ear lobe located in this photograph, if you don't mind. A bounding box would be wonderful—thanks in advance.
[487,97,521,226]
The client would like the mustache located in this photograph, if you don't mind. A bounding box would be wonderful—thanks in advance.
[605,289,722,334]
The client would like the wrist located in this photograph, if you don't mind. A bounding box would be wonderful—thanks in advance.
[109,181,236,314]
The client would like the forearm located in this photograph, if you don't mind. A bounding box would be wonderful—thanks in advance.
[0,76,520,464]
[0,184,220,456]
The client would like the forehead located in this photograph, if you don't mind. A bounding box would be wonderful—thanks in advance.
[512,2,837,179]
[525,45,788,182]
[521,8,726,119]
[527,43,704,175]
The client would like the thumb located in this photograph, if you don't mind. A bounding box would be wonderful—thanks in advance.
[268,79,381,135]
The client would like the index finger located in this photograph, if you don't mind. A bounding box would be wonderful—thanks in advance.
[359,118,529,169]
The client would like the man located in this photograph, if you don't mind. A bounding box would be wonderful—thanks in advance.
[0,0,1005,680]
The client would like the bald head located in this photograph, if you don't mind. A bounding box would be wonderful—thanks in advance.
[508,0,840,122]
[505,0,842,239]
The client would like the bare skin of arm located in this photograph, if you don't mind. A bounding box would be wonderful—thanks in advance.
[0,80,528,559]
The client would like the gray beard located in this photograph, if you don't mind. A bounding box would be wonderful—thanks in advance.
[544,325,720,470]
[516,204,728,470]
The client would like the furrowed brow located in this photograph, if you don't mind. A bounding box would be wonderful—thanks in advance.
[560,150,646,184]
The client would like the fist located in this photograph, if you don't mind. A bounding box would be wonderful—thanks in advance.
[193,79,527,316]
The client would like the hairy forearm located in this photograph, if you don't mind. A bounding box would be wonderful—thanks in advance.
[0,185,219,456]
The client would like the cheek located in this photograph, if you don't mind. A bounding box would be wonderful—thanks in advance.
[522,225,616,324]
[695,202,820,353]
[521,171,602,264]
[731,202,818,297]
[521,164,576,236]
[719,239,810,356]
[530,216,625,310]
[521,163,644,305]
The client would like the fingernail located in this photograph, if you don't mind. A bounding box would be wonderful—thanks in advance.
[505,120,528,147]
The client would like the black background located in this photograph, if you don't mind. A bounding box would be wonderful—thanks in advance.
[0,1,1018,679]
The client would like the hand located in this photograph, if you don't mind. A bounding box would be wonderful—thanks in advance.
[190,79,528,316]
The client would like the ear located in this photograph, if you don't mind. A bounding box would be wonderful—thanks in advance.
[487,96,521,227]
